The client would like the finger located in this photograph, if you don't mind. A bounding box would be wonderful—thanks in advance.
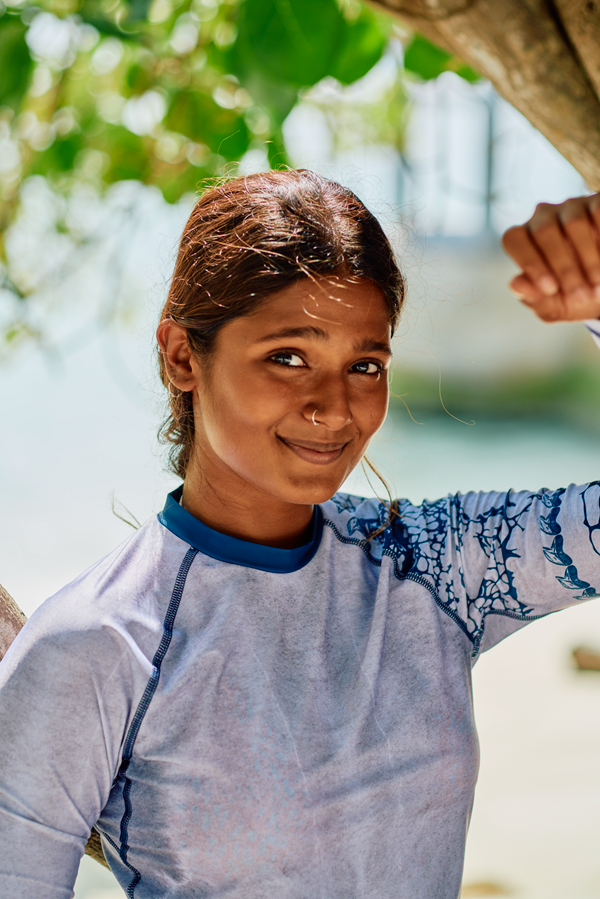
[587,193,600,241]
[519,287,600,322]
[518,292,569,323]
[508,272,544,301]
[527,201,596,303]
[559,198,600,295]
[502,224,559,296]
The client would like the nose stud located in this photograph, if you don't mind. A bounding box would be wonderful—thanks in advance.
[312,408,320,426]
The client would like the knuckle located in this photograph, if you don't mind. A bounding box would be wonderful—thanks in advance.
[587,191,600,205]
[530,202,557,224]
[561,197,582,216]
[528,220,555,239]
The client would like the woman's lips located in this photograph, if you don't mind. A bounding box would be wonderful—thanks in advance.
[278,436,348,465]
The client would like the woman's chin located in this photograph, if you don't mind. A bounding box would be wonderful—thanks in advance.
[276,472,352,506]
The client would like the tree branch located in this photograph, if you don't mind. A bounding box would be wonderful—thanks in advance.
[0,583,109,869]
[372,0,478,19]
[371,0,600,189]
[552,0,600,98]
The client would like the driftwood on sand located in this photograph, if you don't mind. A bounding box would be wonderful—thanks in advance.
[0,582,108,868]
[572,646,600,672]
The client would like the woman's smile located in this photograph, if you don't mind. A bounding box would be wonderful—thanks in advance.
[276,435,350,465]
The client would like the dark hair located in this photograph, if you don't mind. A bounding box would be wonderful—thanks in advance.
[158,169,405,480]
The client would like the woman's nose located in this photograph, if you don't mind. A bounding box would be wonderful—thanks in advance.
[303,379,353,430]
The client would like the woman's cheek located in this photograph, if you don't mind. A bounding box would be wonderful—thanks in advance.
[357,383,388,435]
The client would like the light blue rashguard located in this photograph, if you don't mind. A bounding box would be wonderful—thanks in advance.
[0,327,599,899]
[586,317,600,349]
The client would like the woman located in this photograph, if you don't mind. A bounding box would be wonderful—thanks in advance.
[0,170,599,899]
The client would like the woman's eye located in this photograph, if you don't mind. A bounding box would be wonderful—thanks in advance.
[352,361,382,375]
[270,352,305,368]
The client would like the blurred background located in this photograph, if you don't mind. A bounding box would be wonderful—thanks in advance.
[1,0,600,895]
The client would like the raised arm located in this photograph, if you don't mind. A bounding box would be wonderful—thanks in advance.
[502,194,600,323]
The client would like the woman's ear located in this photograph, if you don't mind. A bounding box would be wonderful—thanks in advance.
[156,320,200,392]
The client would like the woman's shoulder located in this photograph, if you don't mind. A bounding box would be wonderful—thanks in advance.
[319,488,517,562]
[322,491,424,533]
[1,514,192,677]
[320,492,423,571]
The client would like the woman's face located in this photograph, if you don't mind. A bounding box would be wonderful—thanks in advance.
[167,276,392,508]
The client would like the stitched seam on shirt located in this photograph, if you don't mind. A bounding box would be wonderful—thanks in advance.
[324,519,476,640]
[586,321,600,338]
[470,607,548,662]
[325,517,558,658]
[403,572,473,642]
[116,545,198,897]
[102,831,120,854]
[323,518,384,566]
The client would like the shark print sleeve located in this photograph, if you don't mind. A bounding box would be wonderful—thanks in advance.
[327,481,600,661]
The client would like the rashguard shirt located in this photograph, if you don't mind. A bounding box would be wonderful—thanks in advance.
[0,325,599,899]
[586,317,600,349]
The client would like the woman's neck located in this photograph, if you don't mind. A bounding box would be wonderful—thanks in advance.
[181,460,315,549]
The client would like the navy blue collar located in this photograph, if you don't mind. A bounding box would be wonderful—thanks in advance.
[158,486,324,574]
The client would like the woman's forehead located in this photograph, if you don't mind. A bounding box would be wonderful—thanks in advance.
[246,277,391,336]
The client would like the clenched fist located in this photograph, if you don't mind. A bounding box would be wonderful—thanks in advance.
[502,195,600,322]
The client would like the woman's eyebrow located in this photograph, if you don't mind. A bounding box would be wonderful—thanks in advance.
[355,339,392,356]
[256,326,329,343]
[256,327,392,356]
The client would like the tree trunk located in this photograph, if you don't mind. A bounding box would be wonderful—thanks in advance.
[554,0,600,98]
[370,0,600,191]
[0,584,109,869]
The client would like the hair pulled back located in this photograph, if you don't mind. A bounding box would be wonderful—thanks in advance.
[159,169,405,479]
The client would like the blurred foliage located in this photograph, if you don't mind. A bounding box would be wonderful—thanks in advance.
[403,34,479,84]
[0,0,479,350]
[390,361,600,428]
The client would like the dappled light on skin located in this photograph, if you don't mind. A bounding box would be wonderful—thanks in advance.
[299,274,386,328]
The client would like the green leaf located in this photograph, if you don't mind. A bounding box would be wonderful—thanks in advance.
[234,0,344,89]
[235,69,298,128]
[164,91,250,160]
[403,33,480,82]
[453,62,480,83]
[328,7,389,86]
[403,34,451,81]
[0,12,33,111]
